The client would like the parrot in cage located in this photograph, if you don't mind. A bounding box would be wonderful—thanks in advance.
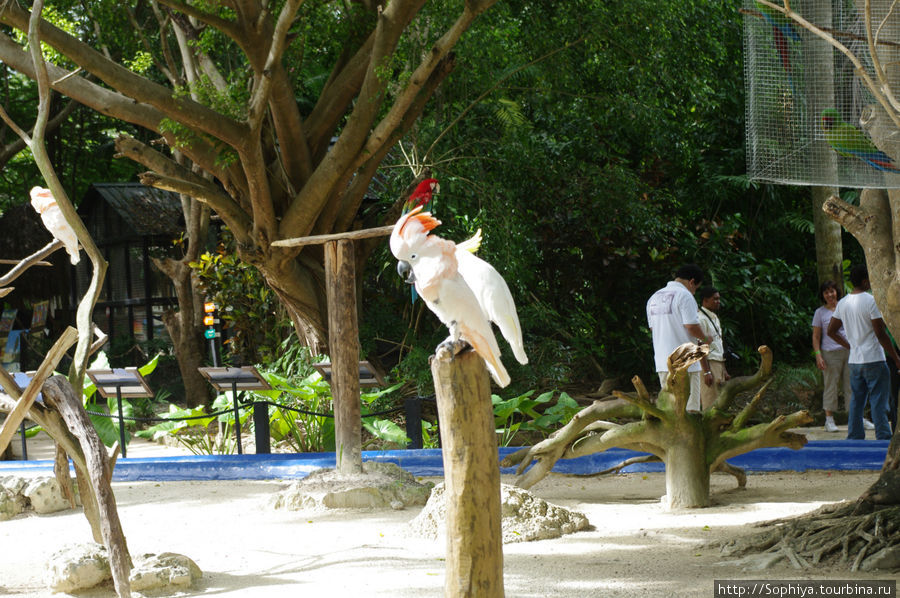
[391,206,512,387]
[30,186,81,264]
[820,108,900,173]
[755,2,801,94]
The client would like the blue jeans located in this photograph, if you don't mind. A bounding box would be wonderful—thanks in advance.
[849,362,893,440]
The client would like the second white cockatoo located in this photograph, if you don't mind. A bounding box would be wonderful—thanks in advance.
[391,206,525,387]
[30,187,80,264]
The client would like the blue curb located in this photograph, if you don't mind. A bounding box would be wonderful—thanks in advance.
[0,440,888,481]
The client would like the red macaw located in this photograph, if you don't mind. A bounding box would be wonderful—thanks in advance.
[402,178,440,214]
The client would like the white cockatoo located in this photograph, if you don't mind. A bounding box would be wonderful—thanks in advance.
[30,186,80,264]
[400,177,528,367]
[391,206,511,387]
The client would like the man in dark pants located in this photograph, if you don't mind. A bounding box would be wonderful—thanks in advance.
[828,265,900,440]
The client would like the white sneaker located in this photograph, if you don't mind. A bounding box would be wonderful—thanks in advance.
[824,419,838,433]
[863,419,875,430]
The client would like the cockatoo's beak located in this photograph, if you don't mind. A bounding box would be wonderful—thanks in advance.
[397,260,415,284]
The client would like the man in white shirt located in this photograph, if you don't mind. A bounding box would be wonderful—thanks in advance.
[647,264,711,413]
[697,286,730,410]
[827,264,900,440]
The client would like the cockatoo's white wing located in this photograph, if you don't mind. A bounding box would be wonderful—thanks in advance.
[456,250,528,365]
[30,187,80,265]
[417,269,510,388]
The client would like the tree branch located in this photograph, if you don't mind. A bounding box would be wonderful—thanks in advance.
[247,0,302,132]
[711,345,774,411]
[152,0,244,51]
[114,135,252,238]
[0,3,249,147]
[612,375,666,420]
[709,411,813,472]
[0,239,63,287]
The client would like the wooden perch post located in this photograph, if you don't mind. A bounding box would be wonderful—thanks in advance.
[431,345,504,598]
[325,239,362,474]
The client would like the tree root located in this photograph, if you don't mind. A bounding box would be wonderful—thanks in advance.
[715,503,900,571]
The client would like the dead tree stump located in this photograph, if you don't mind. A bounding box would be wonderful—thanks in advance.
[431,344,504,598]
[42,375,132,598]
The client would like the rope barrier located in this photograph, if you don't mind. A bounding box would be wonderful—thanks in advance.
[80,395,437,424]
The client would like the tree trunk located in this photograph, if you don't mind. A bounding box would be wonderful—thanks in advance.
[800,0,842,288]
[665,436,711,509]
[153,258,210,407]
[161,307,210,407]
[42,375,132,598]
[432,345,504,598]
[812,186,843,287]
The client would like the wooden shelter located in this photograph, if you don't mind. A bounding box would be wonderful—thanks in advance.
[73,183,183,346]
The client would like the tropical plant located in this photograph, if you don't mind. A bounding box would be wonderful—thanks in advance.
[190,231,296,366]
[492,390,580,447]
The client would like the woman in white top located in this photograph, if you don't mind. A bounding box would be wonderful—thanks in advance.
[811,280,852,432]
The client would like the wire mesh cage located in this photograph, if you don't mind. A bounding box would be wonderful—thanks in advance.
[744,0,900,188]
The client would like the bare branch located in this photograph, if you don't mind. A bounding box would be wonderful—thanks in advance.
[0,239,63,287]
[247,0,303,131]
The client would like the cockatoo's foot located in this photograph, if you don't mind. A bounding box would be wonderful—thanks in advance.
[435,338,471,359]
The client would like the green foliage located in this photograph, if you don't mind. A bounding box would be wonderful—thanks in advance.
[258,370,335,453]
[492,390,580,447]
[0,0,849,408]
[361,0,827,391]
[135,403,221,455]
[190,230,295,365]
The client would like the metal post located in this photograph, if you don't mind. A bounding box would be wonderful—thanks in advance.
[253,402,270,454]
[231,380,242,455]
[405,396,423,449]
[19,421,27,460]
[116,386,127,458]
[209,338,219,367]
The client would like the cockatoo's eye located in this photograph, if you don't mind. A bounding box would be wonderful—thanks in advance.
[409,253,418,261]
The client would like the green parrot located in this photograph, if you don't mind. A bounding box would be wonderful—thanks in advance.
[820,108,900,173]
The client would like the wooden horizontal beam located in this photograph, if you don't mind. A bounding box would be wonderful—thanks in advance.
[271,225,394,248]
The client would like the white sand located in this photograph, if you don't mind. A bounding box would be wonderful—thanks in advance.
[0,428,896,597]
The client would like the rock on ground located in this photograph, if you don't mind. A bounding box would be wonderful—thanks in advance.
[23,477,73,513]
[409,482,591,543]
[0,475,73,519]
[48,543,111,592]
[272,461,434,511]
[47,543,202,593]
[130,552,203,591]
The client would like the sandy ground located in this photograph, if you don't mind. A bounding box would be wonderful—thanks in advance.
[1,427,898,597]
